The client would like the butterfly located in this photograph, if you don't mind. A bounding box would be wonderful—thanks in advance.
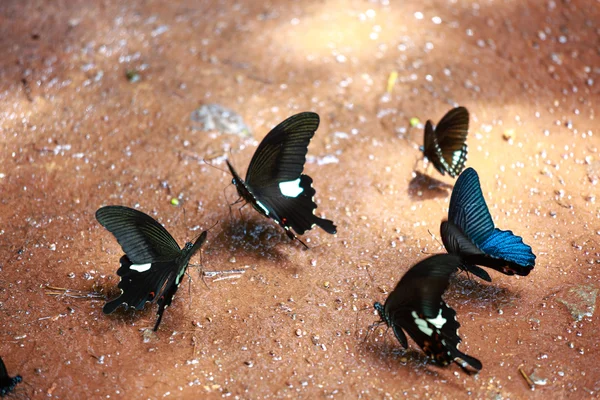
[226,112,336,248]
[374,254,482,373]
[421,106,469,177]
[440,167,536,282]
[0,356,22,397]
[96,206,207,331]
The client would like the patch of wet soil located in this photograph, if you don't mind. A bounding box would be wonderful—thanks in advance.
[0,0,599,398]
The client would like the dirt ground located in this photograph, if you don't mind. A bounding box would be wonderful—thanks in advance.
[0,0,598,398]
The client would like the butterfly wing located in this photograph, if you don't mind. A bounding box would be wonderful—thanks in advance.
[245,112,319,186]
[102,256,179,314]
[103,232,206,331]
[404,301,482,372]
[381,254,481,371]
[384,254,460,319]
[96,206,181,263]
[0,356,22,395]
[448,167,495,244]
[422,107,469,177]
[422,120,449,176]
[97,207,206,330]
[446,169,536,278]
[434,107,469,177]
[251,175,336,235]
[153,232,207,331]
[0,356,8,387]
[239,112,336,237]
[479,228,536,273]
[440,220,493,282]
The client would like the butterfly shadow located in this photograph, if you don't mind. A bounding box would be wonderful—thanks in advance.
[206,217,296,268]
[362,335,455,377]
[408,171,453,201]
[448,273,520,307]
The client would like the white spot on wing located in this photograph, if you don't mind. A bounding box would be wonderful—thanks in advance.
[279,178,303,198]
[255,200,270,215]
[426,309,447,329]
[452,151,464,164]
[130,263,152,272]
[176,268,187,285]
[411,311,433,336]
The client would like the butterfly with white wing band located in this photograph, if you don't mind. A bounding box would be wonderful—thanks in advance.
[373,254,482,373]
[226,112,336,248]
[96,206,207,331]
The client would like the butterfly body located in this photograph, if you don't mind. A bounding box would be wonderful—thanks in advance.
[441,168,536,281]
[421,107,469,177]
[374,254,482,373]
[227,112,336,247]
[0,356,22,397]
[96,206,206,331]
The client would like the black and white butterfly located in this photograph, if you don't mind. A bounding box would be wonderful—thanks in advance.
[226,112,336,248]
[96,206,206,331]
[421,106,469,177]
[0,356,22,397]
[440,167,536,282]
[374,254,482,373]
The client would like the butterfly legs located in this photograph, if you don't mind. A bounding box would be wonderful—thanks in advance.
[282,228,309,249]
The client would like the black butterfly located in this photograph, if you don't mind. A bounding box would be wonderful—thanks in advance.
[226,112,336,248]
[374,254,482,373]
[440,167,536,282]
[421,106,469,177]
[96,206,206,331]
[0,356,22,397]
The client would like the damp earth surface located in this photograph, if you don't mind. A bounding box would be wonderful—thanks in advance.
[0,0,599,398]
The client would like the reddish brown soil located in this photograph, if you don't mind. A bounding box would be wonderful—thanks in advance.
[0,0,598,398]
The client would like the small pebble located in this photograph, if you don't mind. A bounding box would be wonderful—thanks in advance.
[503,129,516,140]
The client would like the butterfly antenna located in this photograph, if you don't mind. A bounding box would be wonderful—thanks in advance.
[202,157,229,174]
[364,263,375,284]
[427,228,444,247]
[412,155,421,172]
[290,232,309,250]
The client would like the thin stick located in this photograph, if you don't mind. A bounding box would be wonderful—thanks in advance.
[44,285,104,299]
[518,365,535,389]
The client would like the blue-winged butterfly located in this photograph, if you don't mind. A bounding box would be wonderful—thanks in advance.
[440,167,536,282]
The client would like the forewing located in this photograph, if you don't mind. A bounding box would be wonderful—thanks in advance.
[422,120,442,171]
[96,206,181,263]
[245,112,320,187]
[449,168,495,245]
[386,254,461,318]
[0,356,21,391]
[435,107,469,177]
[0,356,8,385]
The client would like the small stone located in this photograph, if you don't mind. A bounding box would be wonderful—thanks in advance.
[170,198,180,206]
[125,70,141,83]
[409,117,420,127]
[190,104,251,137]
[295,329,302,337]
[503,129,516,140]
[557,285,598,321]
